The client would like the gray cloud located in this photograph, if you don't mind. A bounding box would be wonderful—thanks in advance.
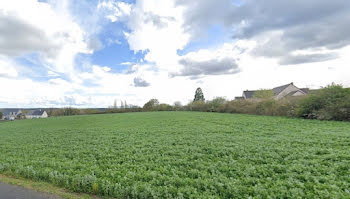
[177,0,350,64]
[0,74,14,78]
[233,0,350,41]
[176,0,237,37]
[87,37,103,51]
[173,57,240,78]
[144,12,175,29]
[133,77,150,87]
[0,13,58,57]
[279,53,339,65]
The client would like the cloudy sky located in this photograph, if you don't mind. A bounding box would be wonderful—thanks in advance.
[0,0,350,108]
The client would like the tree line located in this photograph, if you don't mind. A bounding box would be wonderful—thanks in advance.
[6,83,348,122]
[139,84,350,121]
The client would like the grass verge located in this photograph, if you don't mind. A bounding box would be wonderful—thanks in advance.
[0,173,103,199]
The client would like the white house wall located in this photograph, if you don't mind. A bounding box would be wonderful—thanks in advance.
[26,111,48,119]
[42,111,48,118]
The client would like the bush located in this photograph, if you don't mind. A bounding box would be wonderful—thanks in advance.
[173,101,184,111]
[207,97,227,112]
[180,84,350,122]
[221,99,258,114]
[50,107,80,116]
[298,84,350,121]
[193,97,301,117]
[143,99,160,111]
[185,101,208,112]
[157,103,173,111]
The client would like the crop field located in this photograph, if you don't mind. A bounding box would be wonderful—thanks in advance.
[0,112,349,198]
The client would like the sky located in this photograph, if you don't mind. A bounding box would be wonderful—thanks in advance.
[0,0,350,108]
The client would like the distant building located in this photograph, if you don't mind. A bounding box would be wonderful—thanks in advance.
[238,82,309,100]
[1,109,23,120]
[26,109,48,119]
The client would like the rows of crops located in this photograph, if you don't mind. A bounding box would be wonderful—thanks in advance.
[0,112,349,198]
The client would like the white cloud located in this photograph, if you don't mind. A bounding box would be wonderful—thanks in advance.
[1,0,350,108]
[98,0,131,22]
[0,0,90,75]
[0,56,18,78]
[116,0,191,72]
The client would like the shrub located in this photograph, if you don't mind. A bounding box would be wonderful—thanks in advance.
[157,103,173,111]
[207,97,227,112]
[173,101,184,111]
[143,99,160,111]
[297,84,350,121]
[50,107,80,116]
[222,99,258,114]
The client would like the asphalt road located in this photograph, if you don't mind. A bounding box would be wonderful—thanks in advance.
[0,182,62,199]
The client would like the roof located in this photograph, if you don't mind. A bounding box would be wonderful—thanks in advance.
[285,90,299,97]
[272,83,293,96]
[27,109,46,116]
[242,82,309,99]
[243,90,257,99]
[1,109,22,116]
[300,88,309,94]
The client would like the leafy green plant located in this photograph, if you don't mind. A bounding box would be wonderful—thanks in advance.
[0,112,349,198]
[298,84,350,120]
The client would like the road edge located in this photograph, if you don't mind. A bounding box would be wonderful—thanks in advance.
[0,174,101,199]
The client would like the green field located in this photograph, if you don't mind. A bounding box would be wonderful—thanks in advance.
[0,112,349,198]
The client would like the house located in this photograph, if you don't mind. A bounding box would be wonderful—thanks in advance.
[1,109,23,120]
[26,109,48,119]
[239,82,309,100]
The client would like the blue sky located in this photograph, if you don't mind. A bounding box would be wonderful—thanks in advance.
[0,0,349,108]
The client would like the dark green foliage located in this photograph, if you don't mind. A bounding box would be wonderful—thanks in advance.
[0,112,349,198]
[157,103,173,111]
[50,107,80,116]
[0,112,3,119]
[143,99,160,111]
[298,84,350,120]
[193,87,205,102]
[185,100,207,111]
[105,107,142,114]
[185,97,299,117]
[183,84,350,121]
[207,97,226,112]
[142,100,173,111]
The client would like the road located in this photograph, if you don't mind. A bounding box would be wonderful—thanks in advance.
[0,182,62,199]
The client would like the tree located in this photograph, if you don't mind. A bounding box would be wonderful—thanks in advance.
[0,112,3,120]
[113,99,117,109]
[143,99,159,111]
[193,87,205,102]
[253,89,274,99]
[173,101,183,111]
[158,103,172,111]
[124,100,128,108]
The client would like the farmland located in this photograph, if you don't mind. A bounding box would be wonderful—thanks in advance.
[0,112,349,198]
